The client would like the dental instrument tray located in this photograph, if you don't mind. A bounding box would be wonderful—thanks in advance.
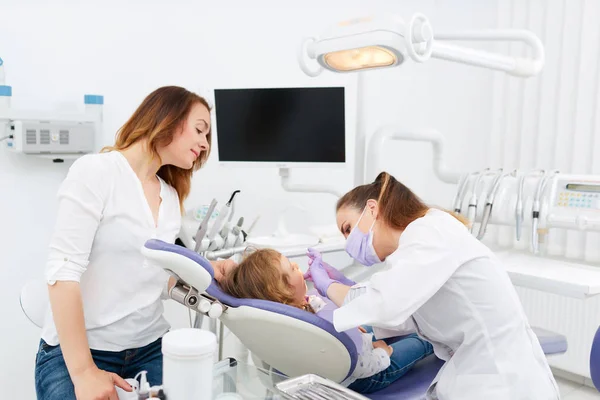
[275,374,369,400]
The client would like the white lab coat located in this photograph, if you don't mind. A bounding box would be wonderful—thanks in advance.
[333,209,560,400]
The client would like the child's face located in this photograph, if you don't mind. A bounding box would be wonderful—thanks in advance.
[279,255,308,306]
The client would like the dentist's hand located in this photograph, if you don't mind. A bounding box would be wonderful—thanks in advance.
[305,248,356,286]
[303,255,339,298]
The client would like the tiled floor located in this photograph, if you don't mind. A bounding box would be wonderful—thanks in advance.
[559,377,600,399]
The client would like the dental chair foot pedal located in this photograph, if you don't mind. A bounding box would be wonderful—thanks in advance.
[275,374,370,399]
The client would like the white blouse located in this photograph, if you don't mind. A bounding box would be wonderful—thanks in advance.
[41,151,181,351]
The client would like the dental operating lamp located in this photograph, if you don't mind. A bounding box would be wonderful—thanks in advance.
[298,13,545,186]
[299,14,544,76]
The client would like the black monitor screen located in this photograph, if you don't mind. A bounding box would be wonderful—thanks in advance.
[214,87,345,164]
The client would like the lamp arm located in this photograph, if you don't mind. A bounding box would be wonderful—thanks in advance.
[430,30,545,77]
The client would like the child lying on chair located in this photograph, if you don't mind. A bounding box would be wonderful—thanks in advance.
[219,248,434,395]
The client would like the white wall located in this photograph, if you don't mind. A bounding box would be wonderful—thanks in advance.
[0,0,560,398]
[485,0,600,260]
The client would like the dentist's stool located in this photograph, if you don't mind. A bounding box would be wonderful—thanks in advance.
[20,279,49,328]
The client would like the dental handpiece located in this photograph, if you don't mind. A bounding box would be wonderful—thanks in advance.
[228,217,244,248]
[532,170,559,254]
[453,173,470,213]
[244,215,260,239]
[220,191,241,240]
[208,190,240,242]
[454,172,479,214]
[467,168,490,232]
[204,246,248,260]
[194,199,218,252]
[516,169,545,242]
[476,169,508,240]
[531,171,549,254]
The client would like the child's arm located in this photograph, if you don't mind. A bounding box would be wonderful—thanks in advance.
[351,332,392,379]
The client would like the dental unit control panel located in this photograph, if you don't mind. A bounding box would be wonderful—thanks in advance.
[554,183,600,208]
[547,176,600,230]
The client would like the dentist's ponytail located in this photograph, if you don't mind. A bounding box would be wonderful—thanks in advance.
[336,172,468,230]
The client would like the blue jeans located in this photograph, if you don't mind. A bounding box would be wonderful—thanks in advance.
[35,338,163,400]
[348,328,434,394]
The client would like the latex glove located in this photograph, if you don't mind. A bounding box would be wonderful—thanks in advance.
[304,248,356,286]
[304,256,337,298]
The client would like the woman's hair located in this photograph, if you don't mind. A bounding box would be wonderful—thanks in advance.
[336,172,468,230]
[102,86,212,212]
[219,249,314,313]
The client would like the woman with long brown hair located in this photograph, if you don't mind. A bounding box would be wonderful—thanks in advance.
[35,86,234,400]
[304,171,559,399]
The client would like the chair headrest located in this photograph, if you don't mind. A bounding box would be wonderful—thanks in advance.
[144,239,215,279]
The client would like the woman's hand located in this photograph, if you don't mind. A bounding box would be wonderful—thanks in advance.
[304,248,356,286]
[373,340,393,356]
[72,365,131,400]
[303,256,338,298]
[211,259,238,282]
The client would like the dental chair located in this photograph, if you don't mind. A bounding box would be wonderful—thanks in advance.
[142,239,570,400]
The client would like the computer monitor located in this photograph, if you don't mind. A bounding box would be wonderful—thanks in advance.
[213,87,346,168]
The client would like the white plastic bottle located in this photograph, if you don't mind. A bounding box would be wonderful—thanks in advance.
[162,328,217,400]
[115,378,139,400]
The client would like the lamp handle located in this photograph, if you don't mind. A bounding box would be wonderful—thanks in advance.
[405,13,434,63]
[432,29,545,77]
[297,37,324,77]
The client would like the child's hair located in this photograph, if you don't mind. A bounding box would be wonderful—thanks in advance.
[219,249,314,313]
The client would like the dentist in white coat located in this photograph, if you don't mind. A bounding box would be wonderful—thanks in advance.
[304,172,560,400]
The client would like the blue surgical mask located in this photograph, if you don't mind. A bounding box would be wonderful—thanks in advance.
[345,206,381,266]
